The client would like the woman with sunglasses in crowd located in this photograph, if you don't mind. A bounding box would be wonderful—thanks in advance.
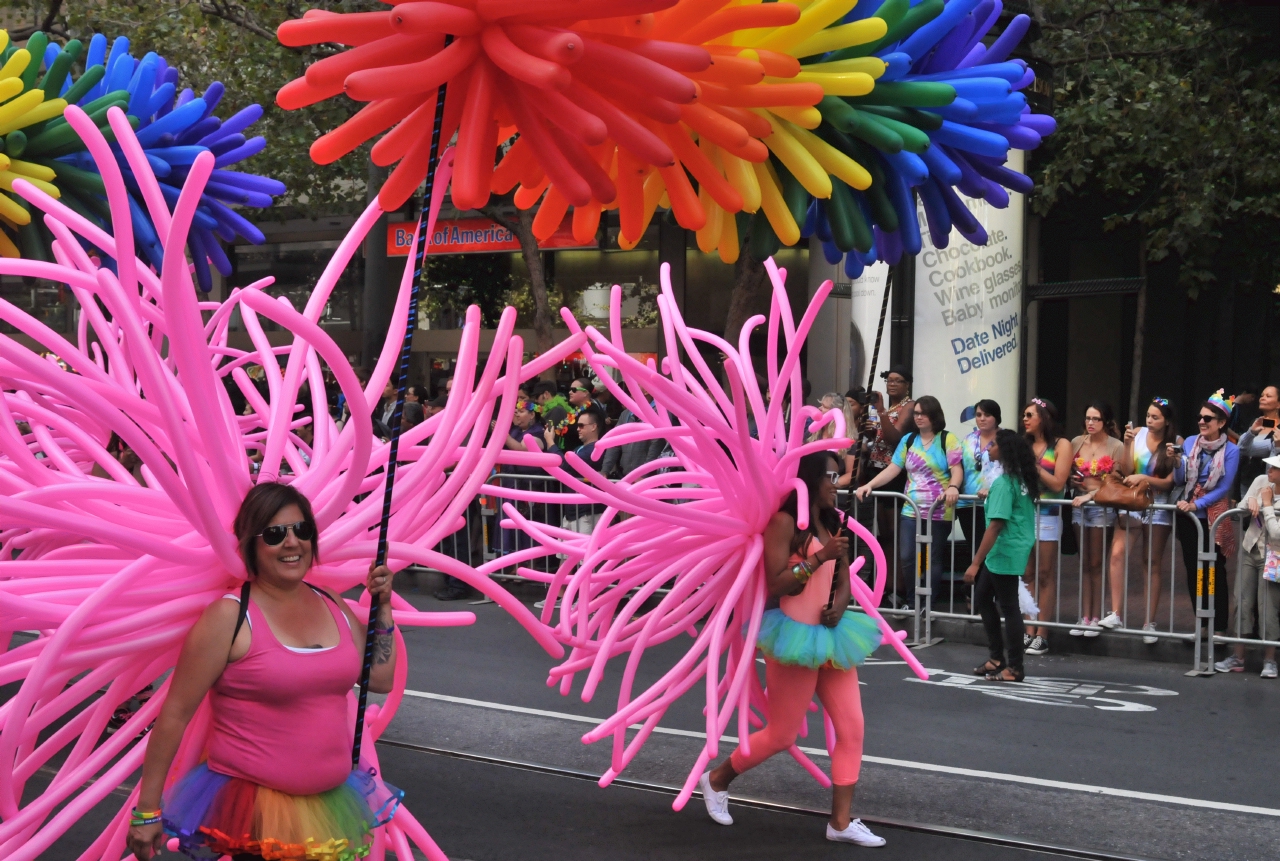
[1107,398,1181,644]
[1175,391,1239,657]
[1068,402,1125,636]
[127,483,399,861]
[855,396,963,610]
[702,452,884,847]
[1022,398,1073,656]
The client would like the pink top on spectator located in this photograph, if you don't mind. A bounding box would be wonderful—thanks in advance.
[206,589,359,796]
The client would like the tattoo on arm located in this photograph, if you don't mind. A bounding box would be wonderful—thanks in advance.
[373,632,393,665]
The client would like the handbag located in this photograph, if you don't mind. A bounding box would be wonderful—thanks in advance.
[1093,473,1153,511]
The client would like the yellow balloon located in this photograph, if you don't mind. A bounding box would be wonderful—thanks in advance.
[717,203,740,264]
[752,0,859,53]
[781,117,872,190]
[0,49,29,82]
[753,160,800,246]
[788,18,887,57]
[770,105,821,129]
[786,70,875,97]
[804,57,888,78]
[759,111,831,199]
[719,148,761,213]
[695,184,722,253]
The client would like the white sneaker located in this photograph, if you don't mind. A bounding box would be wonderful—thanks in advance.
[1142,623,1158,645]
[827,819,886,847]
[1214,655,1245,673]
[699,772,732,825]
[1069,618,1087,636]
[1083,617,1102,638]
[1097,612,1122,630]
[1262,661,1277,679]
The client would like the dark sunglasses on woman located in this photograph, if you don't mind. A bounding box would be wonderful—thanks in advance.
[258,521,316,545]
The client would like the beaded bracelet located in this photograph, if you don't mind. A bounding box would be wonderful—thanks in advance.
[791,561,813,584]
[130,808,162,827]
[373,622,396,636]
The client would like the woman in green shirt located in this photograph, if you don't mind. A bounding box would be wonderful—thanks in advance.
[965,430,1041,682]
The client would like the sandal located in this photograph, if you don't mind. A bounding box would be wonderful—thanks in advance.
[973,659,1005,676]
[985,666,1025,683]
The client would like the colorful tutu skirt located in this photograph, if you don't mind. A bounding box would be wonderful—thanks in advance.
[162,763,402,861]
[757,608,882,670]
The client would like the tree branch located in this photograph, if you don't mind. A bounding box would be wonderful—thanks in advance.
[7,0,66,40]
[197,0,287,43]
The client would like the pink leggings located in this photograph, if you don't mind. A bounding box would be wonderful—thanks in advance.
[729,657,865,786]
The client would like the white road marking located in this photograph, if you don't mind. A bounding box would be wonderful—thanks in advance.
[400,688,1280,818]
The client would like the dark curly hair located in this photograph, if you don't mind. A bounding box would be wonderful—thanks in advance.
[995,429,1040,501]
[779,451,842,557]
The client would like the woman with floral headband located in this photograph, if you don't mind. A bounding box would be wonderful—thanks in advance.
[1068,402,1124,636]
[1175,390,1239,654]
[1106,398,1182,643]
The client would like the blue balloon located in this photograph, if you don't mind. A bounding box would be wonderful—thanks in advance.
[45,36,283,292]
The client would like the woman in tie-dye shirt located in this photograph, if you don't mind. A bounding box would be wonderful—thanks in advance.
[856,396,963,609]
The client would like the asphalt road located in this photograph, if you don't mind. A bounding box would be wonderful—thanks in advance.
[16,581,1280,861]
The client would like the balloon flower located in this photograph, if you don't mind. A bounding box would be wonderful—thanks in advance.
[485,260,929,807]
[0,30,283,292]
[279,0,1052,270]
[0,103,577,860]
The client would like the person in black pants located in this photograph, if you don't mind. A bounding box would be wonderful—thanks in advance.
[965,430,1041,682]
[1174,394,1240,646]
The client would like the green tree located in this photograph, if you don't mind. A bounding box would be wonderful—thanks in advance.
[1029,1,1280,295]
[13,0,381,217]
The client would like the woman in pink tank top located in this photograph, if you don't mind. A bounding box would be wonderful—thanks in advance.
[699,453,887,848]
[126,483,400,861]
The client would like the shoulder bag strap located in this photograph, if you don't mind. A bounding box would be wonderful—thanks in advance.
[232,580,251,644]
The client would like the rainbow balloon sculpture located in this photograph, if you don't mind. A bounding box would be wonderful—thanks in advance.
[279,0,1050,269]
[0,30,282,291]
[0,106,573,860]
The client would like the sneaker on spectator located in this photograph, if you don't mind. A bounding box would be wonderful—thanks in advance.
[1083,617,1102,638]
[1214,655,1245,673]
[1025,636,1048,656]
[1069,618,1087,637]
[1023,632,1032,649]
[1141,623,1158,645]
[1262,661,1277,679]
[1097,612,1122,630]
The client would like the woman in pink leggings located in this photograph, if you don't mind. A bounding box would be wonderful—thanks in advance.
[701,452,885,847]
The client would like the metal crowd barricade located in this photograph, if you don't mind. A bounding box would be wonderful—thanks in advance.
[1211,507,1280,666]
[838,489,928,645]
[430,471,1255,676]
[921,494,1214,673]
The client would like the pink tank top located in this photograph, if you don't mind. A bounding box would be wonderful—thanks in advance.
[205,587,360,796]
[780,538,835,626]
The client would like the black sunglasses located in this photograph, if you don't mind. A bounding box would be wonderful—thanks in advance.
[258,520,315,546]
[1197,414,1218,423]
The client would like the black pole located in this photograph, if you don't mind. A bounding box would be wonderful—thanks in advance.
[866,267,894,390]
[352,51,451,768]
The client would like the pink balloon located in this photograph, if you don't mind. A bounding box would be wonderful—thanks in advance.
[0,110,579,859]
[488,260,929,808]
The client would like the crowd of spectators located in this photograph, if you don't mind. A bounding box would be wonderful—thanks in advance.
[218,359,1280,675]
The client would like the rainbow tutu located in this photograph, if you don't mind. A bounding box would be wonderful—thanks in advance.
[757,608,882,670]
[162,762,402,861]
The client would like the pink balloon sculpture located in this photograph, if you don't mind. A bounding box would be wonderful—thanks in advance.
[486,261,929,809]
[0,105,578,861]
